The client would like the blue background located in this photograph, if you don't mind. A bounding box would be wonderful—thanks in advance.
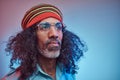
[0,0,120,80]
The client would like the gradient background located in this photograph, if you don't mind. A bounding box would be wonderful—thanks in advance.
[0,0,120,80]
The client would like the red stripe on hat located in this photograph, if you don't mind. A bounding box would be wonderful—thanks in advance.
[25,12,62,29]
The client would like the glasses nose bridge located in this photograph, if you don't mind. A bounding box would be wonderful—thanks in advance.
[49,23,57,30]
[48,24,58,38]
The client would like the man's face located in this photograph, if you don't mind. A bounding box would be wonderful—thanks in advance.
[36,17,63,58]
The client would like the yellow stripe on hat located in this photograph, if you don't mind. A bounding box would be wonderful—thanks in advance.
[21,4,63,29]
[27,10,61,24]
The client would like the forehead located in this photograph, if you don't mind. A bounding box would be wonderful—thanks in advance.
[40,17,60,23]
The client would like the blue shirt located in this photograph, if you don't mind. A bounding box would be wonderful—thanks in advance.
[2,64,75,80]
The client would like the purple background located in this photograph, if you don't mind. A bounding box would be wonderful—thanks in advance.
[0,0,120,80]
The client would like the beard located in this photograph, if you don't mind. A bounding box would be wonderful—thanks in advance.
[38,38,61,58]
[46,38,61,51]
[40,49,60,58]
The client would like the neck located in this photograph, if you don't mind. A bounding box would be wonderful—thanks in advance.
[38,55,57,80]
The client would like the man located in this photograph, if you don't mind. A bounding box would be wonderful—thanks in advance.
[2,4,87,80]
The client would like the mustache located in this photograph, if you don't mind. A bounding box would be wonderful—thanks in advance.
[45,38,61,46]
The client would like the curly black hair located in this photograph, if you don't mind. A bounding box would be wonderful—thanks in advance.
[5,25,87,79]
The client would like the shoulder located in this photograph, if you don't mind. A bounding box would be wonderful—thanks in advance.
[1,67,21,80]
[57,63,76,80]
[64,73,76,80]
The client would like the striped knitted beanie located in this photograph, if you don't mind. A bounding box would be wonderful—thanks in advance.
[21,4,63,29]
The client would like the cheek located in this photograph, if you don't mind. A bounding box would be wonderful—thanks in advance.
[37,32,48,47]
[58,32,63,40]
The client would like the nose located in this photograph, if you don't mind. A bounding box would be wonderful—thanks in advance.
[48,26,58,39]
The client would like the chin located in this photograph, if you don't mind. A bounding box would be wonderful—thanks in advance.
[41,50,60,59]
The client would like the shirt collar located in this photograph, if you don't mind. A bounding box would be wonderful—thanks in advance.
[35,63,63,78]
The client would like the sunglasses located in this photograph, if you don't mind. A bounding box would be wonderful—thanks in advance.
[37,22,66,31]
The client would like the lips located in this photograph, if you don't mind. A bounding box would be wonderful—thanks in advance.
[48,41,59,46]
[46,40,61,51]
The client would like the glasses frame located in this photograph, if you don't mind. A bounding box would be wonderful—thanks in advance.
[36,22,66,32]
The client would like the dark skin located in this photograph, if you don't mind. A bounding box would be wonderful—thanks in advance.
[36,18,63,80]
[38,54,57,80]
